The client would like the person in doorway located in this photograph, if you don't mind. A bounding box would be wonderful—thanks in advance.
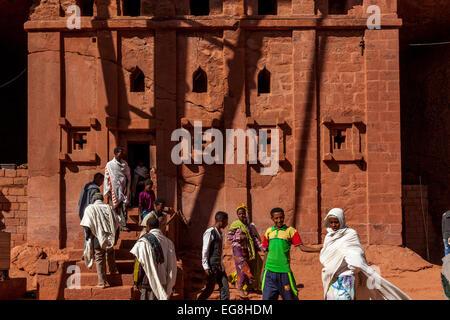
[131,214,177,300]
[78,173,104,253]
[442,210,450,256]
[104,146,131,231]
[132,160,149,205]
[320,208,411,300]
[261,207,321,300]
[227,204,265,298]
[80,193,120,288]
[198,211,230,300]
[138,180,156,225]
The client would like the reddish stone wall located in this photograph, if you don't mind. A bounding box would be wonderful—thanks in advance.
[0,169,28,248]
[24,0,405,251]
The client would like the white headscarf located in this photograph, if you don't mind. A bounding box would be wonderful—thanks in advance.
[323,208,347,238]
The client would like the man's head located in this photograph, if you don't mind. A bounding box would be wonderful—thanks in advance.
[270,207,285,228]
[92,192,104,202]
[138,160,144,167]
[215,211,229,229]
[144,179,153,192]
[146,213,160,232]
[155,198,166,212]
[93,173,104,187]
[114,146,125,161]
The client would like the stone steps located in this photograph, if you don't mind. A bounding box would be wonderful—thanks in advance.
[64,206,186,300]
[79,273,134,287]
[68,248,135,261]
[64,285,138,300]
[75,259,135,274]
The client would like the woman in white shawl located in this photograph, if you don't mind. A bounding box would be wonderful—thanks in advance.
[319,208,411,300]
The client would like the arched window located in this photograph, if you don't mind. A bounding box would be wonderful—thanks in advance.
[123,0,141,16]
[258,0,277,15]
[130,67,145,92]
[77,0,94,16]
[328,0,348,14]
[190,0,210,16]
[258,67,271,95]
[193,67,207,93]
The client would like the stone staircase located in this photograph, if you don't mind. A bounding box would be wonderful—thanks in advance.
[64,207,142,300]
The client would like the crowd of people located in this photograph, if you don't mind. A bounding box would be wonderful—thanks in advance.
[77,146,449,300]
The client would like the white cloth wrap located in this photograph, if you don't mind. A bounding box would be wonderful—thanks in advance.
[320,208,411,300]
[130,229,178,300]
[104,158,131,208]
[80,200,121,268]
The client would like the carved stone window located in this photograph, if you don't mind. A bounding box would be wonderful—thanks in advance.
[130,67,145,92]
[77,0,94,16]
[322,117,365,162]
[258,0,277,15]
[73,132,88,151]
[190,0,210,16]
[258,67,271,95]
[123,0,141,16]
[193,67,207,93]
[328,0,348,14]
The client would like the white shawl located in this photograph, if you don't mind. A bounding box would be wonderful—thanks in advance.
[320,208,411,300]
[104,157,131,208]
[80,200,121,268]
[130,229,178,300]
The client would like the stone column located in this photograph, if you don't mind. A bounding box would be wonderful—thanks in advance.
[292,30,319,243]
[154,30,178,214]
[223,28,248,216]
[365,28,402,245]
[27,32,62,248]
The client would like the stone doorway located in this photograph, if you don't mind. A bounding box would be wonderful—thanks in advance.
[127,142,151,206]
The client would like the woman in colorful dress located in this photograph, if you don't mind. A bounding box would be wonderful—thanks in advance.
[227,204,265,297]
[320,208,411,300]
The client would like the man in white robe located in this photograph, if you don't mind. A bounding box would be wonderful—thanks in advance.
[104,146,131,231]
[80,193,120,288]
[131,214,177,300]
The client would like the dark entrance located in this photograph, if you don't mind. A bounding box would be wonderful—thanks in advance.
[127,142,151,206]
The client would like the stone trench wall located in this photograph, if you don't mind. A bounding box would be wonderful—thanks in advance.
[0,169,28,248]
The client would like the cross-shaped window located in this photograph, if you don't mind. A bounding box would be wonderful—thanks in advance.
[333,130,346,150]
[73,132,87,150]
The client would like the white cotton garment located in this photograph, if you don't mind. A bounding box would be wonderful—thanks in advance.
[319,208,411,300]
[80,200,121,267]
[104,157,131,208]
[130,229,178,300]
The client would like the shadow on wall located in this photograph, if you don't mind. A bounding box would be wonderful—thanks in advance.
[0,190,11,231]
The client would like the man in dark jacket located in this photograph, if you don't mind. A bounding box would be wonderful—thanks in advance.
[78,173,104,251]
[198,211,230,300]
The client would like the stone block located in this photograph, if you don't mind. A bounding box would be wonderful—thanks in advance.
[4,170,16,178]
[36,259,49,275]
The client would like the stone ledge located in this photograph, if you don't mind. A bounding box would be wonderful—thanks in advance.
[24,16,402,31]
